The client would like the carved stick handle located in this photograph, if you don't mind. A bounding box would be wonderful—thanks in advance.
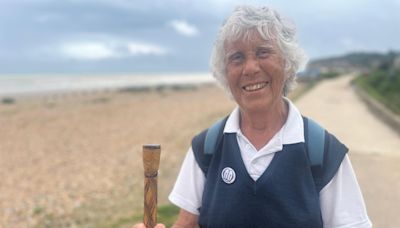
[142,144,161,228]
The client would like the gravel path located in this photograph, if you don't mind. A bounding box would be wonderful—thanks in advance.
[295,74,400,228]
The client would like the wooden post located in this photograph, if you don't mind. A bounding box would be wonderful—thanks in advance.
[142,144,161,228]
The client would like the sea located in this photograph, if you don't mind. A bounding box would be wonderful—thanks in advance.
[0,73,215,98]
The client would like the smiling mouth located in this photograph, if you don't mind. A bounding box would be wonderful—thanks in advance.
[243,82,269,92]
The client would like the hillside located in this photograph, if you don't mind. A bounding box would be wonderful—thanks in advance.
[302,51,400,77]
[301,50,400,116]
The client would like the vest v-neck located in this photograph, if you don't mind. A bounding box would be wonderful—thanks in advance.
[228,133,282,190]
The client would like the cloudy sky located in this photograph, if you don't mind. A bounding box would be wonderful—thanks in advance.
[1,0,399,74]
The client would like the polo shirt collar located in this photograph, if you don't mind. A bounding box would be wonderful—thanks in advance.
[223,97,305,145]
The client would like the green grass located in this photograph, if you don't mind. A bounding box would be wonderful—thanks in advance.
[33,193,181,228]
[156,204,180,226]
[106,204,180,228]
[355,70,400,115]
[319,72,340,79]
[1,97,15,104]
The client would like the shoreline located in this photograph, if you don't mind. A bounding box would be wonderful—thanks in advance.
[0,73,216,100]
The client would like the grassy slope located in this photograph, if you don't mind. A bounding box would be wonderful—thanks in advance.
[355,70,400,115]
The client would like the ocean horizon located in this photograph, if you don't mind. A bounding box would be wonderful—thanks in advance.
[0,72,215,97]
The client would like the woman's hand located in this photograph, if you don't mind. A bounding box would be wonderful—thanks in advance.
[133,208,198,228]
[132,223,166,228]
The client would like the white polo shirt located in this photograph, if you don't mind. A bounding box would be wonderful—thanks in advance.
[169,99,372,228]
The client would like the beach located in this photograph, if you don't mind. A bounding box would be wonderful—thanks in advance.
[0,83,235,227]
[0,75,399,227]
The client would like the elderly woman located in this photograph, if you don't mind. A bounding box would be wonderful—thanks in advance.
[136,5,371,228]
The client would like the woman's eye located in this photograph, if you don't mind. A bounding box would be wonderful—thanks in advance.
[229,53,244,63]
[257,48,272,58]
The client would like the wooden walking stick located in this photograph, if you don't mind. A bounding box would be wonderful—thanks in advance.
[142,144,161,228]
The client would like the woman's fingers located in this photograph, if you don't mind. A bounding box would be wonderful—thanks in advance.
[132,223,166,228]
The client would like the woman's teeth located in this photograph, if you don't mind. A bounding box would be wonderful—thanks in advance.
[243,82,268,92]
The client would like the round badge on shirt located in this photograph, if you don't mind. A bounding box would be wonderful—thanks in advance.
[221,167,236,184]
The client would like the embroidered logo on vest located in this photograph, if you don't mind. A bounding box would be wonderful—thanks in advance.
[221,167,236,184]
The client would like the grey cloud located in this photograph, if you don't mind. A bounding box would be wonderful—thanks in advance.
[0,0,399,74]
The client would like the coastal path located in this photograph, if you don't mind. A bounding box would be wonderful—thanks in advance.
[295,74,400,228]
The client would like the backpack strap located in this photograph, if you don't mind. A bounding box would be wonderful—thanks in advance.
[204,117,228,155]
[303,116,348,192]
[304,118,325,167]
[192,116,347,192]
[303,117,326,191]
[192,116,228,175]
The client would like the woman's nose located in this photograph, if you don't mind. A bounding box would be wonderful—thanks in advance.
[242,56,260,76]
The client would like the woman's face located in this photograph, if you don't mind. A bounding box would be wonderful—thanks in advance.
[224,32,286,114]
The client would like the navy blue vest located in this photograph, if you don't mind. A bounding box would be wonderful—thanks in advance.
[192,125,347,227]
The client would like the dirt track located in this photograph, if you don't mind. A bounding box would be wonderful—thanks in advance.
[295,74,400,228]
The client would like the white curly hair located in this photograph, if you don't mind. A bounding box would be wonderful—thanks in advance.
[210,5,308,96]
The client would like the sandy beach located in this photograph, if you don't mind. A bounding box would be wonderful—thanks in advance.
[0,76,399,227]
[0,84,235,227]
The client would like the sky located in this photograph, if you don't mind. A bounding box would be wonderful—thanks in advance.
[1,0,400,75]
